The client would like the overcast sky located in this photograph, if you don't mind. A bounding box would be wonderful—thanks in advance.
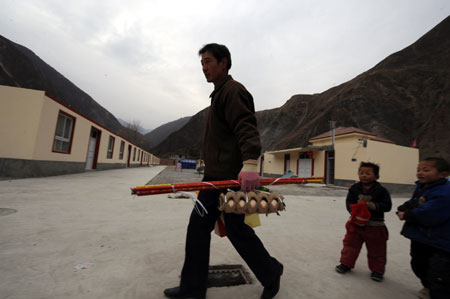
[1,1,449,131]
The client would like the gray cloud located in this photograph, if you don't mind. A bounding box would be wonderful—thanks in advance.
[1,0,449,130]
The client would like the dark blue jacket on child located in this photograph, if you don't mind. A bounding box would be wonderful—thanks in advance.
[398,178,450,253]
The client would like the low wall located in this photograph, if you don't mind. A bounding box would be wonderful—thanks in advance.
[0,158,150,180]
[334,179,415,195]
[0,158,85,179]
[262,173,284,178]
[96,163,127,171]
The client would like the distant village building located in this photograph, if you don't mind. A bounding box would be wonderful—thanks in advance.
[0,85,159,179]
[261,127,419,192]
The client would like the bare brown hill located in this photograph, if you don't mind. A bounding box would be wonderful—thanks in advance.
[152,108,208,158]
[144,116,191,148]
[153,15,450,161]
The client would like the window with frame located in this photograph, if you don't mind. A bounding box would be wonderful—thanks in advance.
[107,136,115,159]
[53,111,75,153]
[133,148,136,161]
[119,141,125,159]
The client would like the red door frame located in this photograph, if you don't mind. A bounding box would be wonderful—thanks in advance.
[127,145,132,167]
[90,127,101,170]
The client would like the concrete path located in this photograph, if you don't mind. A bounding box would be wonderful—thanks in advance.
[0,167,422,299]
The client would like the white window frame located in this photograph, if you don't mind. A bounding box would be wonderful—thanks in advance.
[119,141,125,160]
[53,111,75,154]
[107,136,115,159]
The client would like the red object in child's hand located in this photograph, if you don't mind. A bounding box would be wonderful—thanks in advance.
[347,202,371,231]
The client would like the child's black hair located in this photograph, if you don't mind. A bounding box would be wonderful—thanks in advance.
[423,157,450,172]
[359,162,380,178]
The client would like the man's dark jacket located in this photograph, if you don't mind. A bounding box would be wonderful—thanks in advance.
[202,75,261,179]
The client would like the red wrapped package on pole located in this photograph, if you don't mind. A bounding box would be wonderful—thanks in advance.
[131,177,324,196]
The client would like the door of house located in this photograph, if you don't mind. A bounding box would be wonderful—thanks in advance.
[126,145,132,167]
[86,128,100,170]
[284,154,290,173]
[298,158,312,178]
[260,155,264,176]
[325,151,335,184]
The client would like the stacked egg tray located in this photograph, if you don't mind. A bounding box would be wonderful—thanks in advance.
[219,191,285,214]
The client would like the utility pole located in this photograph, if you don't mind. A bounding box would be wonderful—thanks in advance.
[329,120,336,149]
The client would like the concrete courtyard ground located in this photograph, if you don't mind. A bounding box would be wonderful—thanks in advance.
[0,166,422,299]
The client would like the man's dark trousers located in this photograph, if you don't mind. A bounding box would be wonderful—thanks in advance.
[179,176,282,298]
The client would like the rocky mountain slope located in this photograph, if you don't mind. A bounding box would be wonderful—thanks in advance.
[144,116,191,148]
[153,15,450,161]
[152,109,208,158]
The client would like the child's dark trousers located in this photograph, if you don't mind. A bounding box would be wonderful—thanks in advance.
[410,240,450,299]
[339,223,388,274]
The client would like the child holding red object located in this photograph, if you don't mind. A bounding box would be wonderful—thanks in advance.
[335,162,392,282]
[397,157,450,299]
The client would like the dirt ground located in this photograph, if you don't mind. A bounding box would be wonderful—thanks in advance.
[0,166,422,299]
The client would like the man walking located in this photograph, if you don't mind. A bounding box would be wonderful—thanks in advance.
[163,43,283,299]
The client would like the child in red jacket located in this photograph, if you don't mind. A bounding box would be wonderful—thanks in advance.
[335,162,392,282]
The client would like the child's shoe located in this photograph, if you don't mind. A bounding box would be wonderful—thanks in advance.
[335,264,351,273]
[370,272,383,282]
[417,287,430,299]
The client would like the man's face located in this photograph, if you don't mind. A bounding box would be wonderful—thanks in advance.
[416,161,447,184]
[201,51,227,84]
[358,167,377,184]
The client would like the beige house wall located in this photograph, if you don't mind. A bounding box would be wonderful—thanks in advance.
[313,150,326,178]
[365,140,418,184]
[263,150,326,178]
[263,132,418,184]
[1,85,159,178]
[32,97,91,162]
[263,153,283,175]
[0,86,45,159]
[90,133,155,166]
[98,133,118,164]
[333,136,366,181]
[28,94,148,166]
[310,134,418,184]
[287,151,298,173]
[262,149,325,178]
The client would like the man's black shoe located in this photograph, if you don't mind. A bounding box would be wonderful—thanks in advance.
[163,287,204,299]
[261,263,283,299]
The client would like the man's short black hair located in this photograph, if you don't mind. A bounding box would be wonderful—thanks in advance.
[359,162,380,178]
[423,157,450,172]
[198,43,232,70]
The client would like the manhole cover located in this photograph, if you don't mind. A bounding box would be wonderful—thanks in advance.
[0,208,17,216]
[208,264,252,287]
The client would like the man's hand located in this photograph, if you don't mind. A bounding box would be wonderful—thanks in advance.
[396,211,405,220]
[238,159,260,191]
